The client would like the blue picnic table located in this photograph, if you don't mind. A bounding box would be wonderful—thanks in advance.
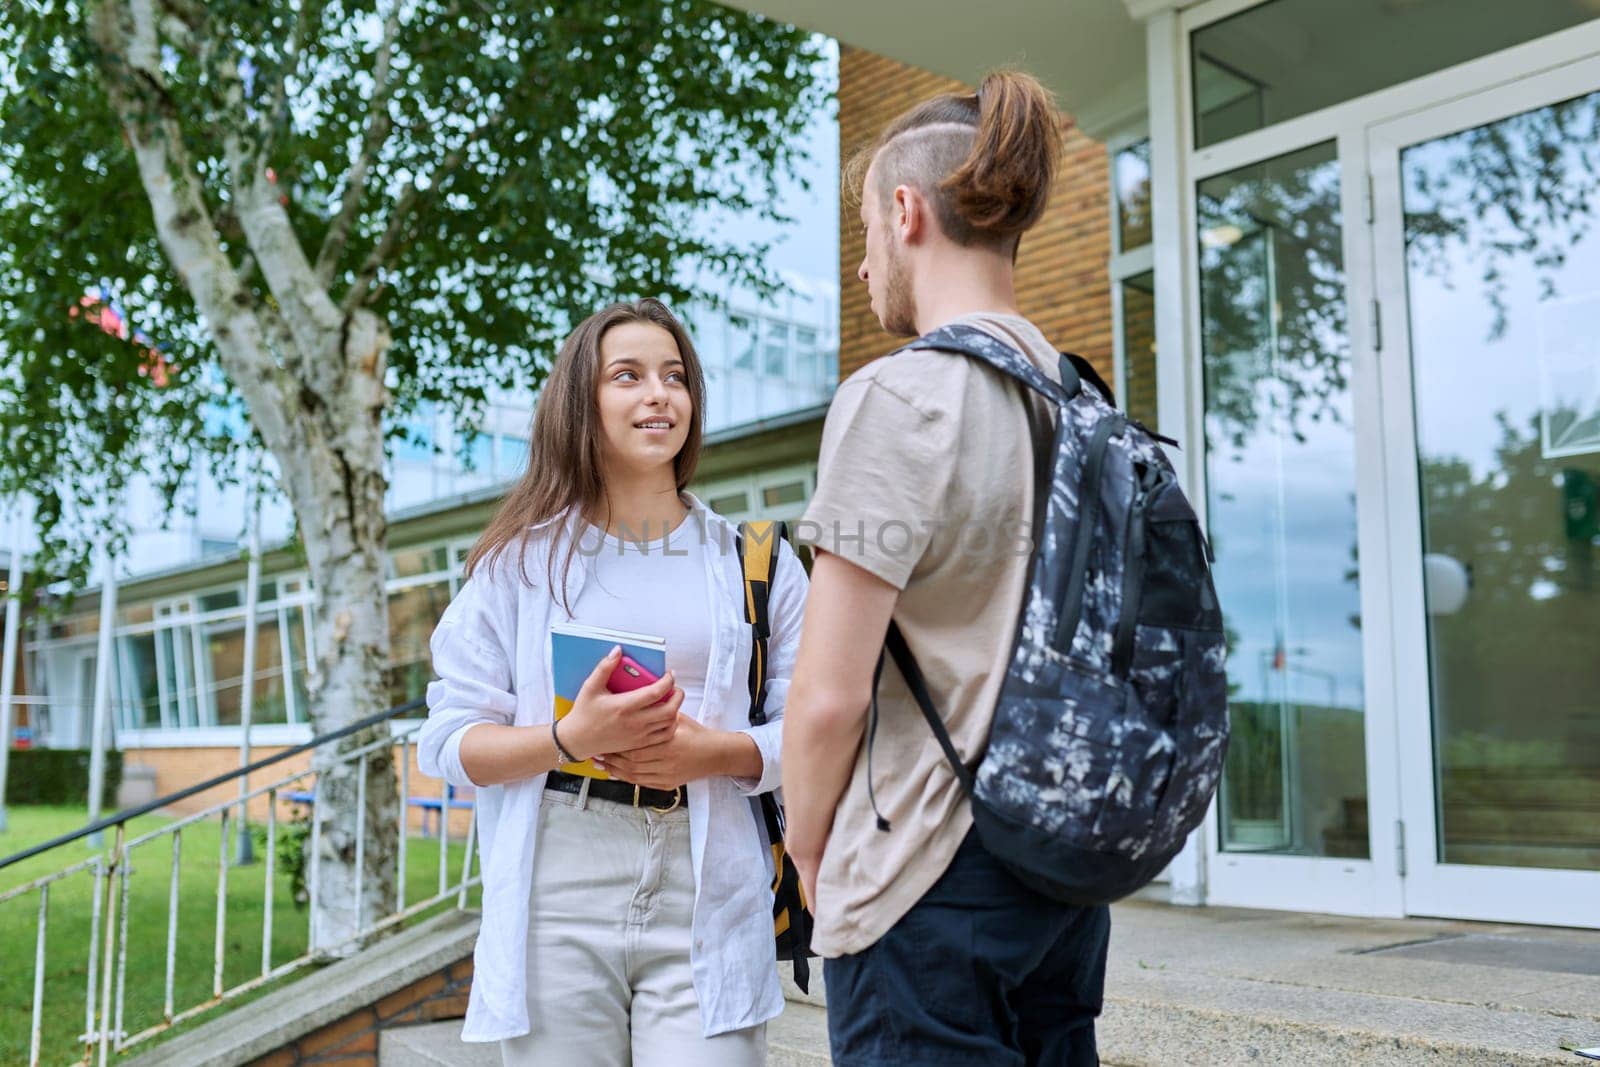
[279,784,473,839]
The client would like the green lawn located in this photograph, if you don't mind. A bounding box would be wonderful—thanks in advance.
[0,805,476,1067]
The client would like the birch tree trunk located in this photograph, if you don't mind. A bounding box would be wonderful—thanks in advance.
[89,0,399,952]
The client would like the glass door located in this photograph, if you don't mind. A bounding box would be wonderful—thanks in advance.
[1369,54,1600,926]
[1195,140,1402,915]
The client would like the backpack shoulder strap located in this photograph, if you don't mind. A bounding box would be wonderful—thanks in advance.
[906,323,1078,405]
[1064,351,1114,406]
[736,520,785,726]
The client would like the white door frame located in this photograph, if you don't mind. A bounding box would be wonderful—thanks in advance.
[1365,52,1600,928]
[1154,7,1600,917]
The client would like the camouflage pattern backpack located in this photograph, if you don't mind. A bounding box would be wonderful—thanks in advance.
[874,323,1230,905]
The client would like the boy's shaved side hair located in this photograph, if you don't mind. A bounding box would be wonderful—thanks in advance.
[845,70,1063,253]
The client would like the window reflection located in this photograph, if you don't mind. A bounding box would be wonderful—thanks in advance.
[1191,0,1599,148]
[1198,141,1370,858]
[1114,141,1153,251]
[386,581,453,712]
[1401,88,1600,871]
[1120,272,1158,432]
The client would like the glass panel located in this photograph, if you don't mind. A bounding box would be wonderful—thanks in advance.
[1192,0,1599,148]
[117,603,154,626]
[1120,271,1158,433]
[795,328,820,385]
[117,633,161,728]
[198,588,240,613]
[1198,141,1370,858]
[763,322,790,377]
[458,431,492,474]
[730,315,757,370]
[391,545,450,579]
[762,481,808,508]
[396,420,434,462]
[708,491,749,516]
[1115,140,1153,251]
[158,622,198,727]
[497,434,529,478]
[1400,89,1600,871]
[205,613,287,726]
[284,605,312,723]
[385,581,452,712]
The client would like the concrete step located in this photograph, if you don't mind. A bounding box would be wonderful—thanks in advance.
[121,909,481,1067]
[377,1003,831,1066]
[380,1020,495,1066]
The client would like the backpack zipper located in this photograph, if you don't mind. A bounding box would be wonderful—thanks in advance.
[1110,469,1157,679]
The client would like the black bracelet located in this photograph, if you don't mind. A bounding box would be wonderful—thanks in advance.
[551,718,578,765]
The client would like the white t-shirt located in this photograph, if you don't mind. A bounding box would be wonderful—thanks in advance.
[568,516,712,722]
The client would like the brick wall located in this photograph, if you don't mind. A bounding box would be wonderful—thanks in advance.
[245,955,473,1067]
[837,46,1113,384]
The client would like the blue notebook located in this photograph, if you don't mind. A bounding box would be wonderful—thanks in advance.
[549,622,667,780]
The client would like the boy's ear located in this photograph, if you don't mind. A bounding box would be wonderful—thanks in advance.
[893,184,925,244]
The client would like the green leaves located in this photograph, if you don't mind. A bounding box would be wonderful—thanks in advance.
[0,0,826,583]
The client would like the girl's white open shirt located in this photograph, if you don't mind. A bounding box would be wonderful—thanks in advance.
[418,498,807,1041]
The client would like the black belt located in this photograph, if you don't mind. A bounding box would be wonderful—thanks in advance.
[545,769,685,812]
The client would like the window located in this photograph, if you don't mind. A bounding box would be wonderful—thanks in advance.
[199,538,238,559]
[1110,138,1157,432]
[1197,142,1369,857]
[204,611,289,726]
[386,580,453,711]
[730,315,758,371]
[708,491,750,516]
[396,421,435,462]
[497,434,529,477]
[458,431,492,474]
[1120,272,1158,433]
[391,545,450,580]
[116,632,161,729]
[794,328,820,385]
[762,481,807,508]
[198,588,240,614]
[1191,0,1598,148]
[1114,141,1152,252]
[763,322,790,377]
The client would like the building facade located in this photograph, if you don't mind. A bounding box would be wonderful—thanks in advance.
[725,0,1600,931]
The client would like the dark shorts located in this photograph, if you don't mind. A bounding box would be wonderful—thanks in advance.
[823,830,1111,1067]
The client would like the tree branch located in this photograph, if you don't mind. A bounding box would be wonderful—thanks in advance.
[89,0,299,461]
[315,2,402,286]
[341,105,509,314]
[203,40,345,398]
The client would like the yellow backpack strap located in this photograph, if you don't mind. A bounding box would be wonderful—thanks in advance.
[737,519,813,988]
[737,520,782,725]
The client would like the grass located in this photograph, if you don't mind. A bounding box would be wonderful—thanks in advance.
[0,804,476,1067]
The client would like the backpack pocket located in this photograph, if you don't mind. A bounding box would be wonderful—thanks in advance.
[1139,476,1222,632]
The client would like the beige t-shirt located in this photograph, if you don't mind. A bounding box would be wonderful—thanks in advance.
[796,312,1060,957]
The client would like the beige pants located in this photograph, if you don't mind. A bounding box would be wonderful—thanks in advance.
[500,785,766,1067]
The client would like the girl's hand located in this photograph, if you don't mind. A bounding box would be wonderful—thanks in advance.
[597,714,757,789]
[559,647,682,760]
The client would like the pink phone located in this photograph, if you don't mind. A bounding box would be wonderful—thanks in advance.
[607,654,665,698]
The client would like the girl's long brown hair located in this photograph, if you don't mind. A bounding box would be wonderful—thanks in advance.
[465,299,706,609]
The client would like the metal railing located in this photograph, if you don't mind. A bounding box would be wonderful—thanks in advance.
[0,700,480,1067]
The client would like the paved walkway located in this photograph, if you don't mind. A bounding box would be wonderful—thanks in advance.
[372,896,1600,1065]
[1095,895,1600,1064]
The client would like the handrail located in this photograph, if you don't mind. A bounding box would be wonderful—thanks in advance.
[0,698,425,871]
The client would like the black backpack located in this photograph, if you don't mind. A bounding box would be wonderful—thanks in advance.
[872,324,1230,905]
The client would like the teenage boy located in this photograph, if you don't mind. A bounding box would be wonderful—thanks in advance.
[782,71,1111,1066]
